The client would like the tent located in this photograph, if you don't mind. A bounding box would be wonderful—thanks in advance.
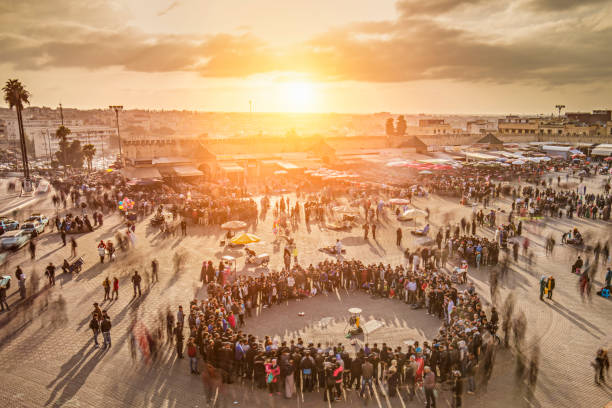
[396,136,428,153]
[230,233,261,245]
[476,133,504,148]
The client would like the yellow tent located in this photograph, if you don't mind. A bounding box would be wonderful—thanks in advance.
[230,233,261,245]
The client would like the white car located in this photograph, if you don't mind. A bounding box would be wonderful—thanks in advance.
[0,230,30,250]
[27,214,49,227]
[21,221,45,235]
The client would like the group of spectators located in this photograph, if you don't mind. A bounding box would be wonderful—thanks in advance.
[134,247,499,406]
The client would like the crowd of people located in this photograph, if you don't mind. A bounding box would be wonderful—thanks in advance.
[110,242,504,407]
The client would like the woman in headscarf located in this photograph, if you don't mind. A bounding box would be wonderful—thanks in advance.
[284,359,295,398]
[265,358,281,395]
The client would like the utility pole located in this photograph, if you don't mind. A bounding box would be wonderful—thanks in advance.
[46,128,52,166]
[59,103,64,126]
[555,104,565,119]
[109,105,124,166]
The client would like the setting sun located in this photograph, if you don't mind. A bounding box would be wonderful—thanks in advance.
[278,81,317,112]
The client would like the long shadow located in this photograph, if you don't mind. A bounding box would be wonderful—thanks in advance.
[46,346,105,407]
[546,300,606,335]
[545,301,604,339]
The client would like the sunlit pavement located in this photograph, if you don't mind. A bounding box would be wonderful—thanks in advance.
[0,172,610,408]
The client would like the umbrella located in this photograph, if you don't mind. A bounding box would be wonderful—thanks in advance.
[221,220,247,230]
[603,157,612,161]
[274,170,288,175]
[512,160,525,165]
[540,157,551,162]
[401,208,427,216]
[389,198,411,205]
[230,233,261,245]
[397,208,427,222]
[386,161,410,167]
[333,205,359,214]
[419,170,433,175]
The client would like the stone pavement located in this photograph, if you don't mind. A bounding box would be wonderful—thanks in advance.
[0,172,611,408]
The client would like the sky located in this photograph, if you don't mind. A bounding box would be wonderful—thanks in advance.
[1,0,611,114]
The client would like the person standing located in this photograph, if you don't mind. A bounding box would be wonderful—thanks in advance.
[70,237,77,258]
[89,312,100,348]
[371,223,377,240]
[594,349,609,385]
[112,277,119,299]
[539,276,547,301]
[546,276,556,300]
[29,239,36,260]
[97,240,106,263]
[360,358,374,399]
[452,370,463,407]
[100,312,112,349]
[16,267,26,300]
[174,322,184,358]
[181,219,187,236]
[423,366,436,408]
[151,259,159,282]
[187,337,199,374]
[45,262,56,286]
[0,283,9,312]
[363,222,369,240]
[396,228,402,246]
[102,277,111,300]
[60,228,66,246]
[131,270,142,297]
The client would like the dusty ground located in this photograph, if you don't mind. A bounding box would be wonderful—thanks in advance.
[0,170,610,408]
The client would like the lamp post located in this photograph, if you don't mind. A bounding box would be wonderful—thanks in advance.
[109,105,123,166]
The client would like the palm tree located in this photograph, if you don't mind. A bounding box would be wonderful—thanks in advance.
[82,144,96,174]
[55,125,71,175]
[2,79,31,186]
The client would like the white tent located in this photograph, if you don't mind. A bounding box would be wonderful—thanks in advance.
[592,144,612,157]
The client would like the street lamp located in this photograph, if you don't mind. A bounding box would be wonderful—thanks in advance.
[109,105,123,165]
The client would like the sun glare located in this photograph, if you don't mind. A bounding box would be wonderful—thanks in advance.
[278,81,316,112]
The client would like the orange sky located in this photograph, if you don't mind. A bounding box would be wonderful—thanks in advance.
[1,0,611,114]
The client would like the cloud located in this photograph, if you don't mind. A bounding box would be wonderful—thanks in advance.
[157,1,182,17]
[0,0,611,87]
[396,0,486,16]
[526,0,611,12]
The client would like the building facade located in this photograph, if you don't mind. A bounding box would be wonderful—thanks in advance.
[2,117,116,159]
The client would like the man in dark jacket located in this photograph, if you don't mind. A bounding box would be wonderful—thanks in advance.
[100,313,112,349]
[89,313,100,348]
[131,270,142,297]
[350,355,363,390]
[174,322,184,358]
[300,351,315,392]
[360,359,374,398]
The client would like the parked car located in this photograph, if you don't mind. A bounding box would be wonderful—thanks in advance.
[26,214,49,227]
[0,230,30,250]
[21,221,45,235]
[0,218,19,233]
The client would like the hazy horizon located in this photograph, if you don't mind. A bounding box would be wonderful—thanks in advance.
[1,0,611,114]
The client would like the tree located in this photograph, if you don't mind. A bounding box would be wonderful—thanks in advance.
[3,79,31,185]
[55,125,71,174]
[396,115,407,136]
[385,118,395,136]
[82,143,96,173]
[55,139,84,170]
